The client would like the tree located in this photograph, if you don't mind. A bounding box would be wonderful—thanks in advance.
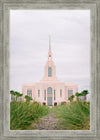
[10,90,15,95]
[17,92,23,101]
[75,90,88,102]
[10,90,23,101]
[68,95,75,102]
[81,90,88,96]
[14,91,23,101]
[81,90,88,101]
[19,93,23,101]
[19,93,23,97]
[75,92,81,101]
[24,95,32,102]
[10,90,16,101]
[14,91,19,101]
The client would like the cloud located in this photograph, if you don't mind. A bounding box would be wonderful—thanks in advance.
[10,10,90,94]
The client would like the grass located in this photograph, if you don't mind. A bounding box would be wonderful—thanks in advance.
[10,101,49,130]
[52,101,90,130]
[10,101,90,130]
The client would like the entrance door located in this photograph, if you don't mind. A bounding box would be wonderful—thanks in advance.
[47,97,52,106]
[47,87,52,106]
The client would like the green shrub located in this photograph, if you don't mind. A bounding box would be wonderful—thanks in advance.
[10,102,49,130]
[61,101,66,105]
[24,95,32,102]
[52,101,90,130]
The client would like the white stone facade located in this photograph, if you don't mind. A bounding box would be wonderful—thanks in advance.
[22,36,78,106]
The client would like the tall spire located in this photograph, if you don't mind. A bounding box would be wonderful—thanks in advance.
[48,35,52,61]
[49,35,51,51]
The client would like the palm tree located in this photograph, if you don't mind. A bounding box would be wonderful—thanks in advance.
[10,90,15,95]
[68,95,75,102]
[14,91,19,101]
[75,90,88,102]
[81,90,88,95]
[17,93,23,101]
[19,93,23,97]
[75,92,81,101]
[15,91,23,101]
[81,90,88,101]
[24,95,32,102]
[10,90,23,102]
[10,90,16,101]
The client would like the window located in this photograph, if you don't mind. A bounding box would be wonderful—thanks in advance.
[27,90,32,97]
[48,67,52,77]
[60,89,62,97]
[44,90,46,100]
[47,87,52,94]
[54,90,56,100]
[68,90,73,98]
[38,90,40,97]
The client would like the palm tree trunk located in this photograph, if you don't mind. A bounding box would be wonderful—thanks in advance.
[84,95,86,101]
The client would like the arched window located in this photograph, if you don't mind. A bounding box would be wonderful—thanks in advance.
[48,67,52,77]
[47,87,52,94]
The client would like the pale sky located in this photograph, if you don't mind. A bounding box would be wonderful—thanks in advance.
[10,10,90,100]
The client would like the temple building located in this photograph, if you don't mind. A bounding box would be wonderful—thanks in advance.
[22,36,78,106]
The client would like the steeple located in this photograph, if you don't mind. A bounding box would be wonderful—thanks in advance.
[49,35,51,51]
[48,35,52,61]
[40,35,60,82]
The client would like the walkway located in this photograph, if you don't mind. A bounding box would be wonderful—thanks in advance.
[31,111,61,130]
